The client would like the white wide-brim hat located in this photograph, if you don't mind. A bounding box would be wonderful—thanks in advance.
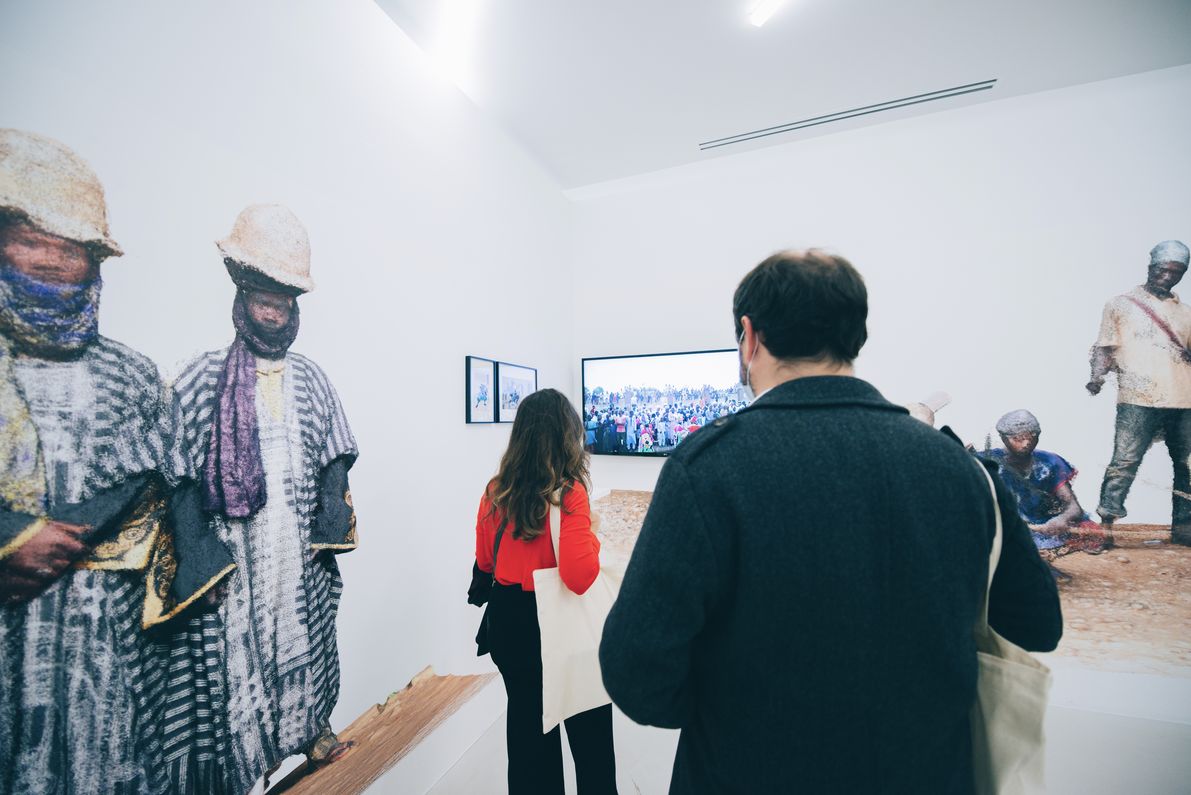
[216,203,314,293]
[0,128,123,259]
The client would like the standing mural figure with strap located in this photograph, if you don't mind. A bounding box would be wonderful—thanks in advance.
[1088,239,1191,546]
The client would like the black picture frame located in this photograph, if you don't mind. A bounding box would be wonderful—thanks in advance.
[495,361,539,423]
[581,348,739,457]
[465,356,497,424]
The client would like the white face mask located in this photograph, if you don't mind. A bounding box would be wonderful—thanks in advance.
[738,329,756,403]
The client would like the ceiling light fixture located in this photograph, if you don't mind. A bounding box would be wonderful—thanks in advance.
[698,79,998,151]
[430,0,487,98]
[748,0,788,27]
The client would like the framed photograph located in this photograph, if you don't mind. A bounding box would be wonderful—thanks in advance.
[465,356,496,423]
[496,361,538,423]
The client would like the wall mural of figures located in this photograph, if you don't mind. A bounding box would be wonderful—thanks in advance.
[162,204,361,793]
[972,403,1190,677]
[1031,237,1191,678]
[0,128,186,794]
[898,240,1191,678]
[0,130,365,794]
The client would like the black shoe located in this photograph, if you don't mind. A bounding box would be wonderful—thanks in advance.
[1096,516,1116,549]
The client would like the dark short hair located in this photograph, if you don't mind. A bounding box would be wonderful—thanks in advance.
[732,249,868,363]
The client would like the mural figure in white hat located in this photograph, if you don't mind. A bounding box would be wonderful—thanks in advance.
[0,129,195,794]
[1087,239,1191,546]
[163,205,359,793]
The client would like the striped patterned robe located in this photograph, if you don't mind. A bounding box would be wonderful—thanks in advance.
[0,337,177,795]
[163,349,357,795]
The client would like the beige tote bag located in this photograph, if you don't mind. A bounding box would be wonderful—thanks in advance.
[971,464,1052,794]
[532,493,624,733]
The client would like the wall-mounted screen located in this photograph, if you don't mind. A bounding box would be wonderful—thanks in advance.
[581,349,747,456]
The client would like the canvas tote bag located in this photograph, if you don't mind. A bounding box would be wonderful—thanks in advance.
[532,492,624,732]
[971,464,1053,794]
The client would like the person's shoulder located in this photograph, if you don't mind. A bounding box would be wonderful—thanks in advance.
[172,348,228,391]
[287,350,326,378]
[667,411,741,466]
[1169,290,1191,313]
[1112,286,1154,307]
[885,415,991,478]
[564,480,590,510]
[91,336,154,371]
[287,349,317,369]
[943,443,998,486]
[90,336,163,389]
[1035,449,1075,472]
[176,346,230,369]
[288,352,340,394]
[1101,290,1136,313]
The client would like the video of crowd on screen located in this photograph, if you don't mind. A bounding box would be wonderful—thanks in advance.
[581,349,747,456]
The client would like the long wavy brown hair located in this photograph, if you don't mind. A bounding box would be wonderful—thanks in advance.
[488,388,590,541]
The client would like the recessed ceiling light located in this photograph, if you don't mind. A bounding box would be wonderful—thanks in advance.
[748,0,788,27]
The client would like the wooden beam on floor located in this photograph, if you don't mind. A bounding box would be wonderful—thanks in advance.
[269,667,498,795]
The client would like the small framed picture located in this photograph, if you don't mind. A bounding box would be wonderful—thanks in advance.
[466,356,496,423]
[496,362,538,423]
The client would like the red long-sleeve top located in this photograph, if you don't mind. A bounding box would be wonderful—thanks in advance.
[475,481,601,594]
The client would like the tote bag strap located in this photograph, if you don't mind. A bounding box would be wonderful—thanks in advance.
[974,462,1004,633]
[546,483,573,561]
[490,514,510,586]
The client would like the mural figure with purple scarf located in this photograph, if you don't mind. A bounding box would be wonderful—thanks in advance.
[162,205,359,795]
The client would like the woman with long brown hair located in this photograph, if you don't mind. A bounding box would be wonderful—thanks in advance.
[473,388,617,794]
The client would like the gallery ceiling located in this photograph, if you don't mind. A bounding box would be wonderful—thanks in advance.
[374,0,1191,189]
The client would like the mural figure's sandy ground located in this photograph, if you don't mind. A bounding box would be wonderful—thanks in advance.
[1048,526,1190,677]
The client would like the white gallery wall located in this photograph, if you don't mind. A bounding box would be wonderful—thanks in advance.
[0,0,573,737]
[572,63,1191,527]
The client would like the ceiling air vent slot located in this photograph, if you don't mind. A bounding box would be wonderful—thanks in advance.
[698,78,997,151]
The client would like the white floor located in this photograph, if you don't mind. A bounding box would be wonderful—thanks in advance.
[428,705,677,795]
[428,701,1191,795]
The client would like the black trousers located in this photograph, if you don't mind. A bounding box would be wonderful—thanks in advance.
[487,583,617,795]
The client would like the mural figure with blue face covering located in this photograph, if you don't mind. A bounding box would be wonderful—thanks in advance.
[0,129,194,795]
[1088,240,1191,546]
[163,205,359,795]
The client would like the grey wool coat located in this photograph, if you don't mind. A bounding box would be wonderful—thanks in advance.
[600,376,1061,795]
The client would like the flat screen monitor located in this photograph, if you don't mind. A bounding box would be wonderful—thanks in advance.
[581,349,747,456]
